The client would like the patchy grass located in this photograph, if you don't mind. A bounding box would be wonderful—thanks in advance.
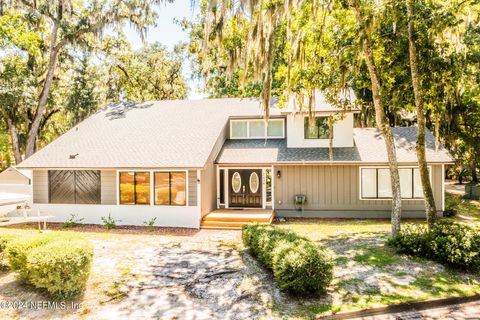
[269,219,480,319]
[352,247,400,267]
[447,193,480,225]
[1,215,480,320]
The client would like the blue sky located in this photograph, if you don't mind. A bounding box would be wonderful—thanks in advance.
[123,1,206,99]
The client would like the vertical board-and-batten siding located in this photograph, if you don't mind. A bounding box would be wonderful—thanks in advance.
[188,170,197,206]
[201,123,229,216]
[32,170,48,203]
[101,170,116,205]
[274,164,443,211]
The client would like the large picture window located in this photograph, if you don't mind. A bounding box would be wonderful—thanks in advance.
[49,170,100,204]
[360,167,430,199]
[119,172,150,205]
[230,119,285,139]
[304,116,331,139]
[154,171,186,206]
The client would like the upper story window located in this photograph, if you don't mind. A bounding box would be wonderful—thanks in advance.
[304,116,331,139]
[230,119,285,139]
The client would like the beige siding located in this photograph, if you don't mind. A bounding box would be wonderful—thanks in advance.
[432,164,443,210]
[274,164,444,211]
[101,170,116,205]
[188,170,197,206]
[201,162,216,216]
[200,123,229,216]
[33,170,49,204]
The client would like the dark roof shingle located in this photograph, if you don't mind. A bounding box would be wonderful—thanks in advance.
[216,127,453,164]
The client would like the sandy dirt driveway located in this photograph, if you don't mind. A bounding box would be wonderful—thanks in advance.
[0,229,275,320]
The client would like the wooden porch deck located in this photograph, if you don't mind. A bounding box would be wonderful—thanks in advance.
[201,209,275,230]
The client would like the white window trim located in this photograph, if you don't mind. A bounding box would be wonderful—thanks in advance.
[219,166,273,209]
[303,115,332,140]
[229,118,285,139]
[116,170,189,207]
[358,166,432,201]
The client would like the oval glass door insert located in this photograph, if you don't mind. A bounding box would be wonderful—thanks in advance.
[232,172,242,193]
[249,172,259,193]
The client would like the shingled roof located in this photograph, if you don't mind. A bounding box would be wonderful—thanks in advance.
[216,127,453,164]
[17,99,280,169]
[17,98,453,169]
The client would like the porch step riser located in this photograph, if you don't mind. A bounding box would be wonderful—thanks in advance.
[201,221,271,228]
[200,209,275,230]
[203,217,271,222]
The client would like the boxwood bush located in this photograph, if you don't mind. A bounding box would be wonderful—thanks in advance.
[242,224,334,294]
[388,220,480,272]
[26,239,93,298]
[5,233,93,298]
[6,234,63,280]
[0,235,15,268]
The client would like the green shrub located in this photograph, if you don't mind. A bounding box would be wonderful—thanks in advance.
[143,217,157,230]
[387,224,430,256]
[6,233,76,280]
[444,195,462,217]
[63,213,84,228]
[388,220,480,272]
[242,224,334,294]
[6,234,59,279]
[0,235,15,269]
[26,239,93,299]
[0,235,14,253]
[101,213,118,229]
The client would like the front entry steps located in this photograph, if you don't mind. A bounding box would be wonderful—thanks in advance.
[201,209,275,230]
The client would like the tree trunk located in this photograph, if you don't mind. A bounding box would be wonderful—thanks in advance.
[351,0,402,235]
[3,112,22,164]
[471,156,478,184]
[24,22,60,158]
[407,0,437,227]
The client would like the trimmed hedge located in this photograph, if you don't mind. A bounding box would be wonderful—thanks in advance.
[26,239,93,298]
[5,233,93,298]
[387,220,480,272]
[0,235,15,268]
[6,234,61,280]
[242,224,334,294]
[0,235,14,253]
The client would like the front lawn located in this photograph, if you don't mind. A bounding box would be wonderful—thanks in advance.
[1,197,479,319]
[269,216,480,318]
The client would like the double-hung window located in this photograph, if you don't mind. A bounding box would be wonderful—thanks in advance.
[360,167,430,199]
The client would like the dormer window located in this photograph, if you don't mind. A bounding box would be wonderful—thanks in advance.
[230,119,285,139]
[304,116,331,139]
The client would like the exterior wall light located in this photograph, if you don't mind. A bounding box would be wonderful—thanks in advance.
[277,170,281,179]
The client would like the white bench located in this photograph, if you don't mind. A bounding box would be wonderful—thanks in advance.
[0,210,54,231]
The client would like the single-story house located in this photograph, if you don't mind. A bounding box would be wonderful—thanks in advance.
[16,96,454,228]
